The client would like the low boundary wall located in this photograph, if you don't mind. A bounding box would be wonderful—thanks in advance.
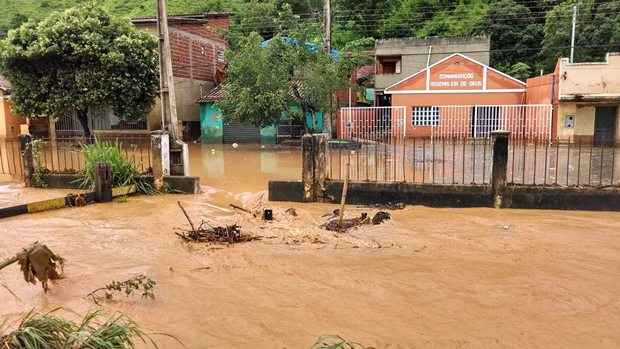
[269,180,620,211]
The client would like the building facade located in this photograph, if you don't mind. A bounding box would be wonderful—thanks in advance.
[131,13,230,138]
[374,36,490,105]
[0,76,26,138]
[528,52,620,144]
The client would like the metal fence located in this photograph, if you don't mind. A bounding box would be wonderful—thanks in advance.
[327,137,620,188]
[338,106,407,141]
[337,105,552,141]
[328,138,492,185]
[508,139,619,187]
[430,104,553,140]
[35,136,152,173]
[0,138,23,179]
[1,136,152,181]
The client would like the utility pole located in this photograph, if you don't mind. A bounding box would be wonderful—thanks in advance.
[570,4,577,63]
[324,0,331,54]
[156,0,180,140]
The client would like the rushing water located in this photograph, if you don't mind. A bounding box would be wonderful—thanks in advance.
[2,144,620,348]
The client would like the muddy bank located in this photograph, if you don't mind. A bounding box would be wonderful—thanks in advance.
[1,188,620,348]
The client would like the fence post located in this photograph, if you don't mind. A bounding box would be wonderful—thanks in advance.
[19,134,34,187]
[302,134,316,202]
[94,162,113,203]
[491,130,510,208]
[150,130,170,189]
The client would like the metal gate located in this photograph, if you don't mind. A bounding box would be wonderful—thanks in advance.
[223,120,260,143]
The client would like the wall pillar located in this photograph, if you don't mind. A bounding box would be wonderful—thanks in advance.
[491,130,510,208]
[301,133,328,202]
[150,130,170,188]
[301,134,315,202]
[19,134,34,186]
[94,162,113,202]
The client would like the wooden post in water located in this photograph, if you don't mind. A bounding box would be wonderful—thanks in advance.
[94,162,113,203]
[491,130,510,208]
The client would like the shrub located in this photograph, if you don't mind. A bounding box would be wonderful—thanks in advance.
[79,141,154,194]
[0,309,162,349]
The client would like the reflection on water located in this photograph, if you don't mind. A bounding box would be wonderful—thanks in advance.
[188,143,301,193]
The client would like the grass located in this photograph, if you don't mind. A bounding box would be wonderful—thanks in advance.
[0,309,163,349]
[79,141,155,195]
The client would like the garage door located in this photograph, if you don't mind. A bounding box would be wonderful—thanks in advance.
[223,120,260,143]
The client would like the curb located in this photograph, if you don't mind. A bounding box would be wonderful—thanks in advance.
[0,185,137,220]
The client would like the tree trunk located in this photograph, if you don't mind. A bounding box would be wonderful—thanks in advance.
[76,109,92,141]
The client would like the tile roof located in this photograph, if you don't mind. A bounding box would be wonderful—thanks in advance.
[197,85,223,103]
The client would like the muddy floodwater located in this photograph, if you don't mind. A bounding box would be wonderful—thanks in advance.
[2,145,620,348]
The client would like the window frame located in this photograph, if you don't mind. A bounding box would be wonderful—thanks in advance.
[412,106,440,127]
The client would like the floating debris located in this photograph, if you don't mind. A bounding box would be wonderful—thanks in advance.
[371,211,391,225]
[176,202,261,244]
[0,242,64,292]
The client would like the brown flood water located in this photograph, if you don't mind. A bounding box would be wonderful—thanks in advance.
[2,145,620,348]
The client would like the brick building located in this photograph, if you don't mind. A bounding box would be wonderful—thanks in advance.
[132,13,230,139]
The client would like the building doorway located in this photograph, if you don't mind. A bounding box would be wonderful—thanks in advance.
[471,106,502,138]
[594,106,617,146]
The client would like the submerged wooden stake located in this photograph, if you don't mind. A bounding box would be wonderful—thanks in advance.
[338,152,351,232]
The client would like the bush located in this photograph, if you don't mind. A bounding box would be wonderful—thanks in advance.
[0,309,165,349]
[79,141,154,194]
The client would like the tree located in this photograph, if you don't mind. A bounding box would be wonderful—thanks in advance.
[477,0,543,76]
[543,0,620,71]
[381,0,487,39]
[0,5,159,138]
[217,6,366,132]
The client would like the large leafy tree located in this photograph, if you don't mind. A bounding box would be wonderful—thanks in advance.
[217,6,367,132]
[0,5,158,138]
[543,0,620,70]
[477,0,544,77]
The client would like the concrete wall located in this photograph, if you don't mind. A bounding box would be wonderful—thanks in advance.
[556,102,620,142]
[375,36,490,90]
[558,53,620,100]
[0,97,26,138]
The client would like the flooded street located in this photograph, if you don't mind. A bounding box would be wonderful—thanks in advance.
[2,145,620,348]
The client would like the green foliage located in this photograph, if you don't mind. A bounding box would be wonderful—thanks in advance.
[477,0,544,75]
[506,62,532,81]
[30,139,48,188]
[218,5,369,129]
[88,274,157,305]
[0,309,161,349]
[543,0,620,70]
[0,5,158,126]
[381,0,488,38]
[79,141,154,194]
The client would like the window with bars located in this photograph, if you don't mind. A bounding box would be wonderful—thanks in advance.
[412,106,440,126]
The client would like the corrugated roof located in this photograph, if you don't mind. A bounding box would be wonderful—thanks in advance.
[197,85,224,103]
